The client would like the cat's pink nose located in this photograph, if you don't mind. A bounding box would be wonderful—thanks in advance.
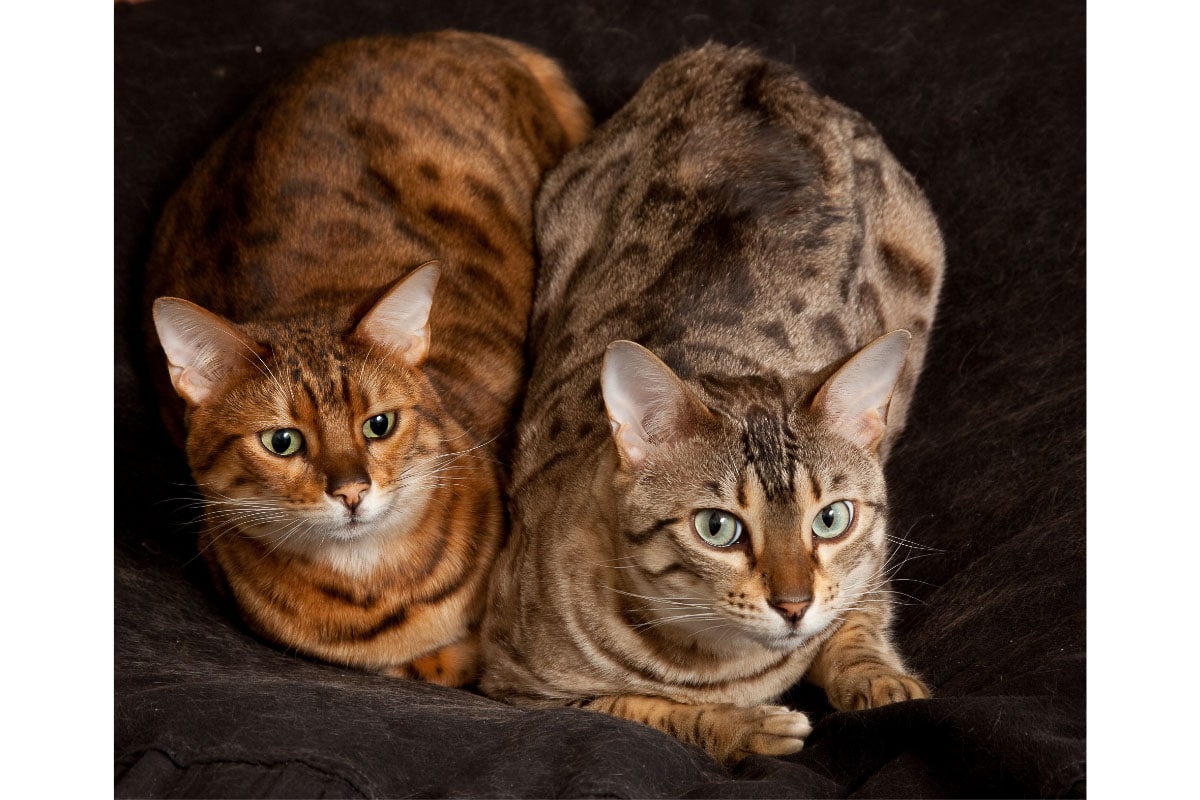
[771,598,811,625]
[331,481,370,510]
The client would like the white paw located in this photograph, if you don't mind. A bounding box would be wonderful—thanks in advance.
[740,704,812,757]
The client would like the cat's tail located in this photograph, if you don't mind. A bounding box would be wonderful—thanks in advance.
[484,35,593,150]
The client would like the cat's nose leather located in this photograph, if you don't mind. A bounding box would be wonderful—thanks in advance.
[332,481,371,510]
[771,598,812,625]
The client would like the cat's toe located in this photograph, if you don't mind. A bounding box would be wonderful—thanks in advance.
[740,706,811,757]
[844,671,929,709]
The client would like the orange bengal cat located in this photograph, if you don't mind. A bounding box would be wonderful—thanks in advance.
[145,32,590,684]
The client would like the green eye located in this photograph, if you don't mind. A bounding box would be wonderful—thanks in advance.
[260,428,303,457]
[693,510,744,547]
[363,411,397,439]
[812,501,854,539]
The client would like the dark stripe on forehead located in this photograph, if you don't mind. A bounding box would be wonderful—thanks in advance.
[296,379,316,417]
[340,361,353,406]
[280,325,356,406]
[288,378,318,420]
[332,358,347,405]
[309,367,338,407]
[809,473,823,502]
[741,407,795,503]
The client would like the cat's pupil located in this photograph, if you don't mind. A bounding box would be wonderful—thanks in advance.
[369,415,388,436]
[272,430,293,452]
[708,514,725,536]
[821,508,836,528]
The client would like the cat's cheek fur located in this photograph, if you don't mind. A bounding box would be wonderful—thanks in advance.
[795,581,842,643]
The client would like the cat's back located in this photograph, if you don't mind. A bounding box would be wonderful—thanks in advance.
[149,31,587,314]
[528,42,943,445]
[146,31,590,441]
[532,41,936,383]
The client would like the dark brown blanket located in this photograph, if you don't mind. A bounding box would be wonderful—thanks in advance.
[115,1,1085,796]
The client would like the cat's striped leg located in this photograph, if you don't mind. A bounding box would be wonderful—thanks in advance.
[385,636,480,687]
[576,695,811,766]
[806,609,930,710]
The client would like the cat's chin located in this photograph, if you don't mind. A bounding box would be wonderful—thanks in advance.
[670,617,816,654]
[262,514,410,578]
[244,500,420,553]
[758,629,818,652]
[319,519,377,542]
[313,486,433,542]
[754,615,838,652]
[313,506,417,543]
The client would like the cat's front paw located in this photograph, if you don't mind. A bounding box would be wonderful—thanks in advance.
[828,666,929,711]
[727,704,812,762]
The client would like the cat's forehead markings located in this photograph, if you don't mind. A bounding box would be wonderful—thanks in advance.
[739,407,797,504]
[807,472,824,504]
[275,337,354,409]
[739,469,802,543]
[738,469,769,516]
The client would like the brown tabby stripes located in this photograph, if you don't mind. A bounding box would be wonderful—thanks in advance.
[480,44,943,762]
[145,32,590,684]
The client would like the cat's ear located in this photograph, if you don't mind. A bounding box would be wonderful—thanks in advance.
[353,262,440,366]
[601,341,712,469]
[811,330,911,452]
[152,298,261,406]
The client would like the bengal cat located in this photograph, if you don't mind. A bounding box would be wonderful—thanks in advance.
[145,32,589,685]
[479,44,944,762]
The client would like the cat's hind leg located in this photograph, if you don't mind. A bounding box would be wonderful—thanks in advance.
[385,636,480,687]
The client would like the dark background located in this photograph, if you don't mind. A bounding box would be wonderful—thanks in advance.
[115,0,1085,796]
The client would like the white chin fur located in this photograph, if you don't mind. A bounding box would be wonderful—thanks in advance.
[748,603,837,651]
[255,508,406,578]
[759,625,815,651]
[234,484,429,572]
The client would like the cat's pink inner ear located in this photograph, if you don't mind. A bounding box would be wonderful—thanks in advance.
[601,340,710,469]
[355,262,440,366]
[811,330,911,452]
[153,298,258,406]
